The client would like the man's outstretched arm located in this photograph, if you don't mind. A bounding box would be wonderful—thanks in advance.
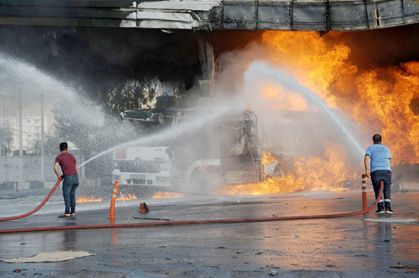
[364,155,370,178]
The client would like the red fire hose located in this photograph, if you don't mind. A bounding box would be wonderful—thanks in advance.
[0,179,383,234]
[0,177,63,222]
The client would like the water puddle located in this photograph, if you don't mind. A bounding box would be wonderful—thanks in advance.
[364,217,417,223]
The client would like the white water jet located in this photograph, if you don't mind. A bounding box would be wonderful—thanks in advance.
[78,61,365,170]
[79,101,241,168]
[0,52,104,126]
[244,61,365,156]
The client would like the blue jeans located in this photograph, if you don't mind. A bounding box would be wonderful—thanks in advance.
[371,170,392,202]
[62,175,79,214]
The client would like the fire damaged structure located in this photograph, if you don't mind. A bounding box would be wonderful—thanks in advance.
[114,100,262,193]
[0,0,418,31]
[0,1,417,196]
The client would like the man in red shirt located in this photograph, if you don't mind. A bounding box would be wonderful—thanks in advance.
[54,142,79,218]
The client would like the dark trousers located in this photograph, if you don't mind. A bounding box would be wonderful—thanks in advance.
[371,170,392,203]
[63,175,79,214]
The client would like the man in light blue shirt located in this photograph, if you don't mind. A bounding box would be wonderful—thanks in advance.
[364,134,393,214]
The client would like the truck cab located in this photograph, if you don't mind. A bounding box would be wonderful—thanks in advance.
[112,146,172,190]
[114,102,263,193]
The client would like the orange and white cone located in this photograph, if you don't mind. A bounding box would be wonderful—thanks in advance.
[109,180,119,222]
[361,174,368,212]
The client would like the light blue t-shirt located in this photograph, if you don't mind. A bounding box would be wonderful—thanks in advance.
[365,144,392,173]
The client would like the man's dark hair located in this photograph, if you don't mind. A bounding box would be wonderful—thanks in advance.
[372,134,382,144]
[59,142,68,151]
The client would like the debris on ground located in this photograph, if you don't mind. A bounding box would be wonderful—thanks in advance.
[2,251,94,263]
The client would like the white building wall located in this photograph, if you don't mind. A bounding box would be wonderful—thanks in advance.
[10,114,48,153]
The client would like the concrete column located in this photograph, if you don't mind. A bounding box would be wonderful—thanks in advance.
[40,93,45,183]
[197,39,215,96]
[0,95,4,183]
[0,95,3,156]
[18,92,23,191]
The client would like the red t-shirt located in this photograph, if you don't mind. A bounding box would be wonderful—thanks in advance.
[55,152,78,176]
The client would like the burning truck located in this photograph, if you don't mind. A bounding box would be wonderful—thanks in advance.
[111,96,263,194]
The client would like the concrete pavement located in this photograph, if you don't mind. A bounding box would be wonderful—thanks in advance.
[0,190,418,277]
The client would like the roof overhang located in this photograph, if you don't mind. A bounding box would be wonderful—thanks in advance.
[0,0,417,31]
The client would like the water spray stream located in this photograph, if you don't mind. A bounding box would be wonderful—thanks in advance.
[246,62,365,155]
[0,52,105,126]
[79,104,238,168]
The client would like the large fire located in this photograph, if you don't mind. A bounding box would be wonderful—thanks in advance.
[261,84,308,111]
[261,31,419,164]
[220,146,353,195]
[218,30,418,195]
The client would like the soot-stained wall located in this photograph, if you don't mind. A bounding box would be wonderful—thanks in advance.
[0,26,202,108]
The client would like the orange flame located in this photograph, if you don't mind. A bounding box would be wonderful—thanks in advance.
[116,194,138,201]
[261,83,308,111]
[261,31,419,164]
[217,30,417,196]
[152,191,184,199]
[219,145,353,195]
[352,63,419,163]
[220,30,418,196]
[261,151,276,165]
[76,196,103,203]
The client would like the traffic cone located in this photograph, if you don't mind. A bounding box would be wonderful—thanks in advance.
[109,180,119,222]
[361,174,367,212]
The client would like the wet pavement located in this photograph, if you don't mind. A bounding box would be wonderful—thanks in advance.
[0,190,418,277]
